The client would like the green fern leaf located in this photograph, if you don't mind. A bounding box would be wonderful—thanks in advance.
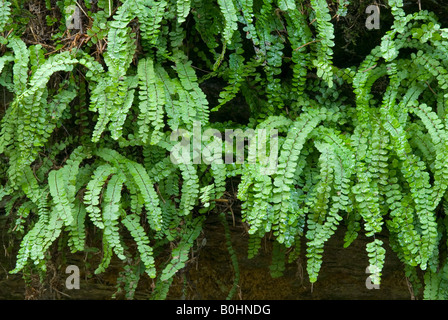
[217,0,238,44]
[102,173,126,260]
[0,0,11,33]
[137,57,165,144]
[125,160,163,231]
[84,164,117,229]
[122,213,156,278]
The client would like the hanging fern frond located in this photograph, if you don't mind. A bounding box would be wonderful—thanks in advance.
[271,109,327,245]
[176,0,191,24]
[217,0,238,45]
[48,168,75,227]
[135,0,168,47]
[158,215,204,286]
[172,52,210,126]
[122,213,157,278]
[309,0,335,87]
[0,0,10,33]
[101,172,126,260]
[124,160,163,231]
[137,57,165,145]
[84,164,117,229]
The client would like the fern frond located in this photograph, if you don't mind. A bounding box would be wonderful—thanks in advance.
[172,52,209,126]
[309,0,335,87]
[137,57,165,144]
[95,236,113,274]
[217,0,238,45]
[381,100,437,270]
[67,199,87,253]
[270,240,286,278]
[176,0,190,24]
[125,160,163,231]
[0,0,11,33]
[177,163,199,216]
[6,37,29,94]
[135,0,168,46]
[102,173,126,260]
[48,168,75,227]
[159,216,204,282]
[122,214,156,278]
[84,164,117,229]
[271,109,327,244]
[366,239,386,285]
[410,103,448,209]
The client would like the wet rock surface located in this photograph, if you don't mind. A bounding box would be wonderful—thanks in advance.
[167,214,411,300]
[0,215,411,300]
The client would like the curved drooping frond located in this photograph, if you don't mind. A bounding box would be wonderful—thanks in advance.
[0,0,10,33]
[137,57,165,145]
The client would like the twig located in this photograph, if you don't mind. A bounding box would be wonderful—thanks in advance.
[361,64,378,73]
[23,39,56,50]
[405,276,416,300]
[425,81,437,95]
[51,287,72,298]
[155,184,166,204]
[76,1,92,23]
[294,40,320,51]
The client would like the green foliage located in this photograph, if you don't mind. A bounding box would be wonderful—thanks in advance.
[137,57,165,144]
[0,0,11,33]
[122,214,156,278]
[1,0,448,300]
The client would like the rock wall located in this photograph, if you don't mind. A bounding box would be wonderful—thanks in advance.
[0,214,412,300]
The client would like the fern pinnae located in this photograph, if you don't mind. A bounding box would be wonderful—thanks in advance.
[177,163,199,216]
[0,0,11,33]
[159,215,204,283]
[305,141,335,283]
[135,0,167,46]
[102,172,126,260]
[236,0,258,46]
[366,239,386,285]
[217,0,238,45]
[20,166,43,204]
[10,192,50,273]
[137,57,165,144]
[125,160,163,231]
[243,164,273,235]
[276,0,295,11]
[109,76,138,141]
[410,103,448,209]
[0,54,13,78]
[6,37,29,95]
[48,168,75,227]
[67,199,87,253]
[385,188,422,266]
[172,53,209,125]
[154,64,181,131]
[309,0,335,87]
[176,0,191,24]
[84,163,117,229]
[95,235,114,274]
[271,109,325,244]
[381,100,437,269]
